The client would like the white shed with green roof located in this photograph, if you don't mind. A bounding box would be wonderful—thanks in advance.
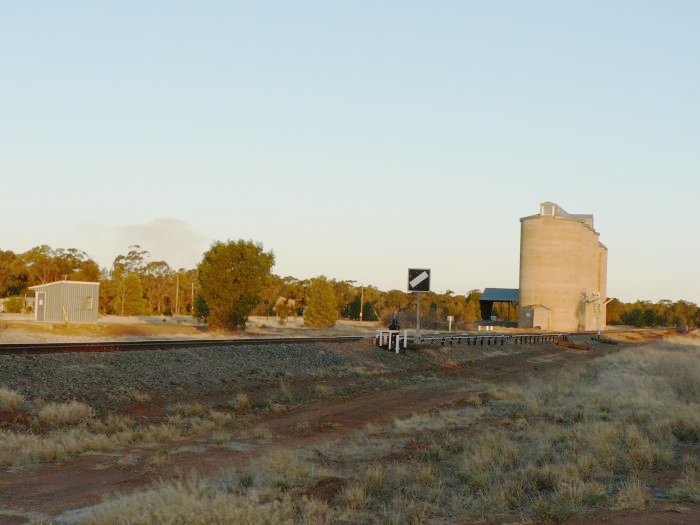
[29,280,100,323]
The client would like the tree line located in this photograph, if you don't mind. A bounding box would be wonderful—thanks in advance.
[2,242,698,330]
[0,241,483,330]
[607,298,699,328]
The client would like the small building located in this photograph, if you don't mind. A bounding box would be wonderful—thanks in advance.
[479,288,519,325]
[29,280,100,323]
[518,304,552,330]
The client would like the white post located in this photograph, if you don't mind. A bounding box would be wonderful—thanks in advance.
[360,285,364,321]
[416,291,421,340]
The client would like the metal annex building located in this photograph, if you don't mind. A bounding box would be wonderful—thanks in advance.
[29,280,100,323]
[518,202,608,332]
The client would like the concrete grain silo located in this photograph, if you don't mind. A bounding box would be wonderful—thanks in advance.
[518,202,607,332]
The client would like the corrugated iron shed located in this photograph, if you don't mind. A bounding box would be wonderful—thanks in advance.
[29,280,100,323]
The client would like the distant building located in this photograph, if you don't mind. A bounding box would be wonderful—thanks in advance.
[29,281,100,323]
[518,202,607,332]
[479,288,519,325]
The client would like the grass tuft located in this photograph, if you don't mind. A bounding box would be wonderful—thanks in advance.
[233,393,251,414]
[0,387,23,412]
[38,401,94,427]
[614,477,647,510]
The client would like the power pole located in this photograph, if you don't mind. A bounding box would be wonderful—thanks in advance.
[191,282,195,317]
[175,273,180,316]
[360,285,364,321]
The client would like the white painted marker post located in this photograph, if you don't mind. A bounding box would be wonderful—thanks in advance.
[416,292,421,339]
[407,269,431,343]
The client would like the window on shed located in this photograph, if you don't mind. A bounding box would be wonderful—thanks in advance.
[84,296,94,310]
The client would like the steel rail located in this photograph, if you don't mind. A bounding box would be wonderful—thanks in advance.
[0,336,370,355]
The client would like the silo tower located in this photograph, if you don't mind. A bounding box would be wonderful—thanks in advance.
[518,202,608,332]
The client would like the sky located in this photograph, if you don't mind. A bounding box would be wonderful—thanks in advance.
[1,1,698,303]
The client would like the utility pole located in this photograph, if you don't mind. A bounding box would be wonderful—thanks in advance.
[175,273,179,316]
[191,282,195,317]
[360,285,364,321]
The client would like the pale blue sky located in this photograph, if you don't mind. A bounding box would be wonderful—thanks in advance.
[1,2,698,303]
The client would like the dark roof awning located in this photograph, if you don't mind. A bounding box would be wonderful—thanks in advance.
[480,288,519,302]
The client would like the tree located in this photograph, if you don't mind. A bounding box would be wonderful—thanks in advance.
[194,294,210,322]
[0,250,26,297]
[303,276,339,328]
[276,298,289,325]
[116,272,147,315]
[197,240,274,330]
[142,260,173,314]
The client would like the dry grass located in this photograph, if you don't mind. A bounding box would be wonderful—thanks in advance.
[12,335,700,523]
[169,402,209,418]
[279,379,294,403]
[76,474,333,525]
[670,455,700,503]
[0,400,235,468]
[246,425,272,441]
[38,401,94,427]
[315,384,334,398]
[614,477,647,510]
[0,386,23,412]
[233,393,251,414]
[128,390,151,403]
[464,393,482,406]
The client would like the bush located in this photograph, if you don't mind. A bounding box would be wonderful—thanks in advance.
[197,240,274,330]
[303,276,338,328]
[3,296,26,313]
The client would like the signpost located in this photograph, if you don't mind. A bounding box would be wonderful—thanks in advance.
[408,268,431,339]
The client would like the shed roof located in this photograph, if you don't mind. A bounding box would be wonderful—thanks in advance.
[480,288,519,302]
[522,303,552,310]
[29,280,100,290]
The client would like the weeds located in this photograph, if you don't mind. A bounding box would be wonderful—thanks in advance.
[0,387,23,412]
[169,402,208,418]
[614,477,647,510]
[38,401,94,427]
[77,474,333,525]
[670,455,700,503]
[279,379,294,403]
[315,384,334,398]
[233,393,251,414]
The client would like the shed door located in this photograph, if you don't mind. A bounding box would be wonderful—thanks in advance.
[36,292,46,321]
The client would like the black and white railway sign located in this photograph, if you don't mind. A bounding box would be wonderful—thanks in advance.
[407,268,431,292]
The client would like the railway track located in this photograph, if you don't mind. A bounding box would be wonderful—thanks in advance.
[0,335,370,355]
[0,327,678,356]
